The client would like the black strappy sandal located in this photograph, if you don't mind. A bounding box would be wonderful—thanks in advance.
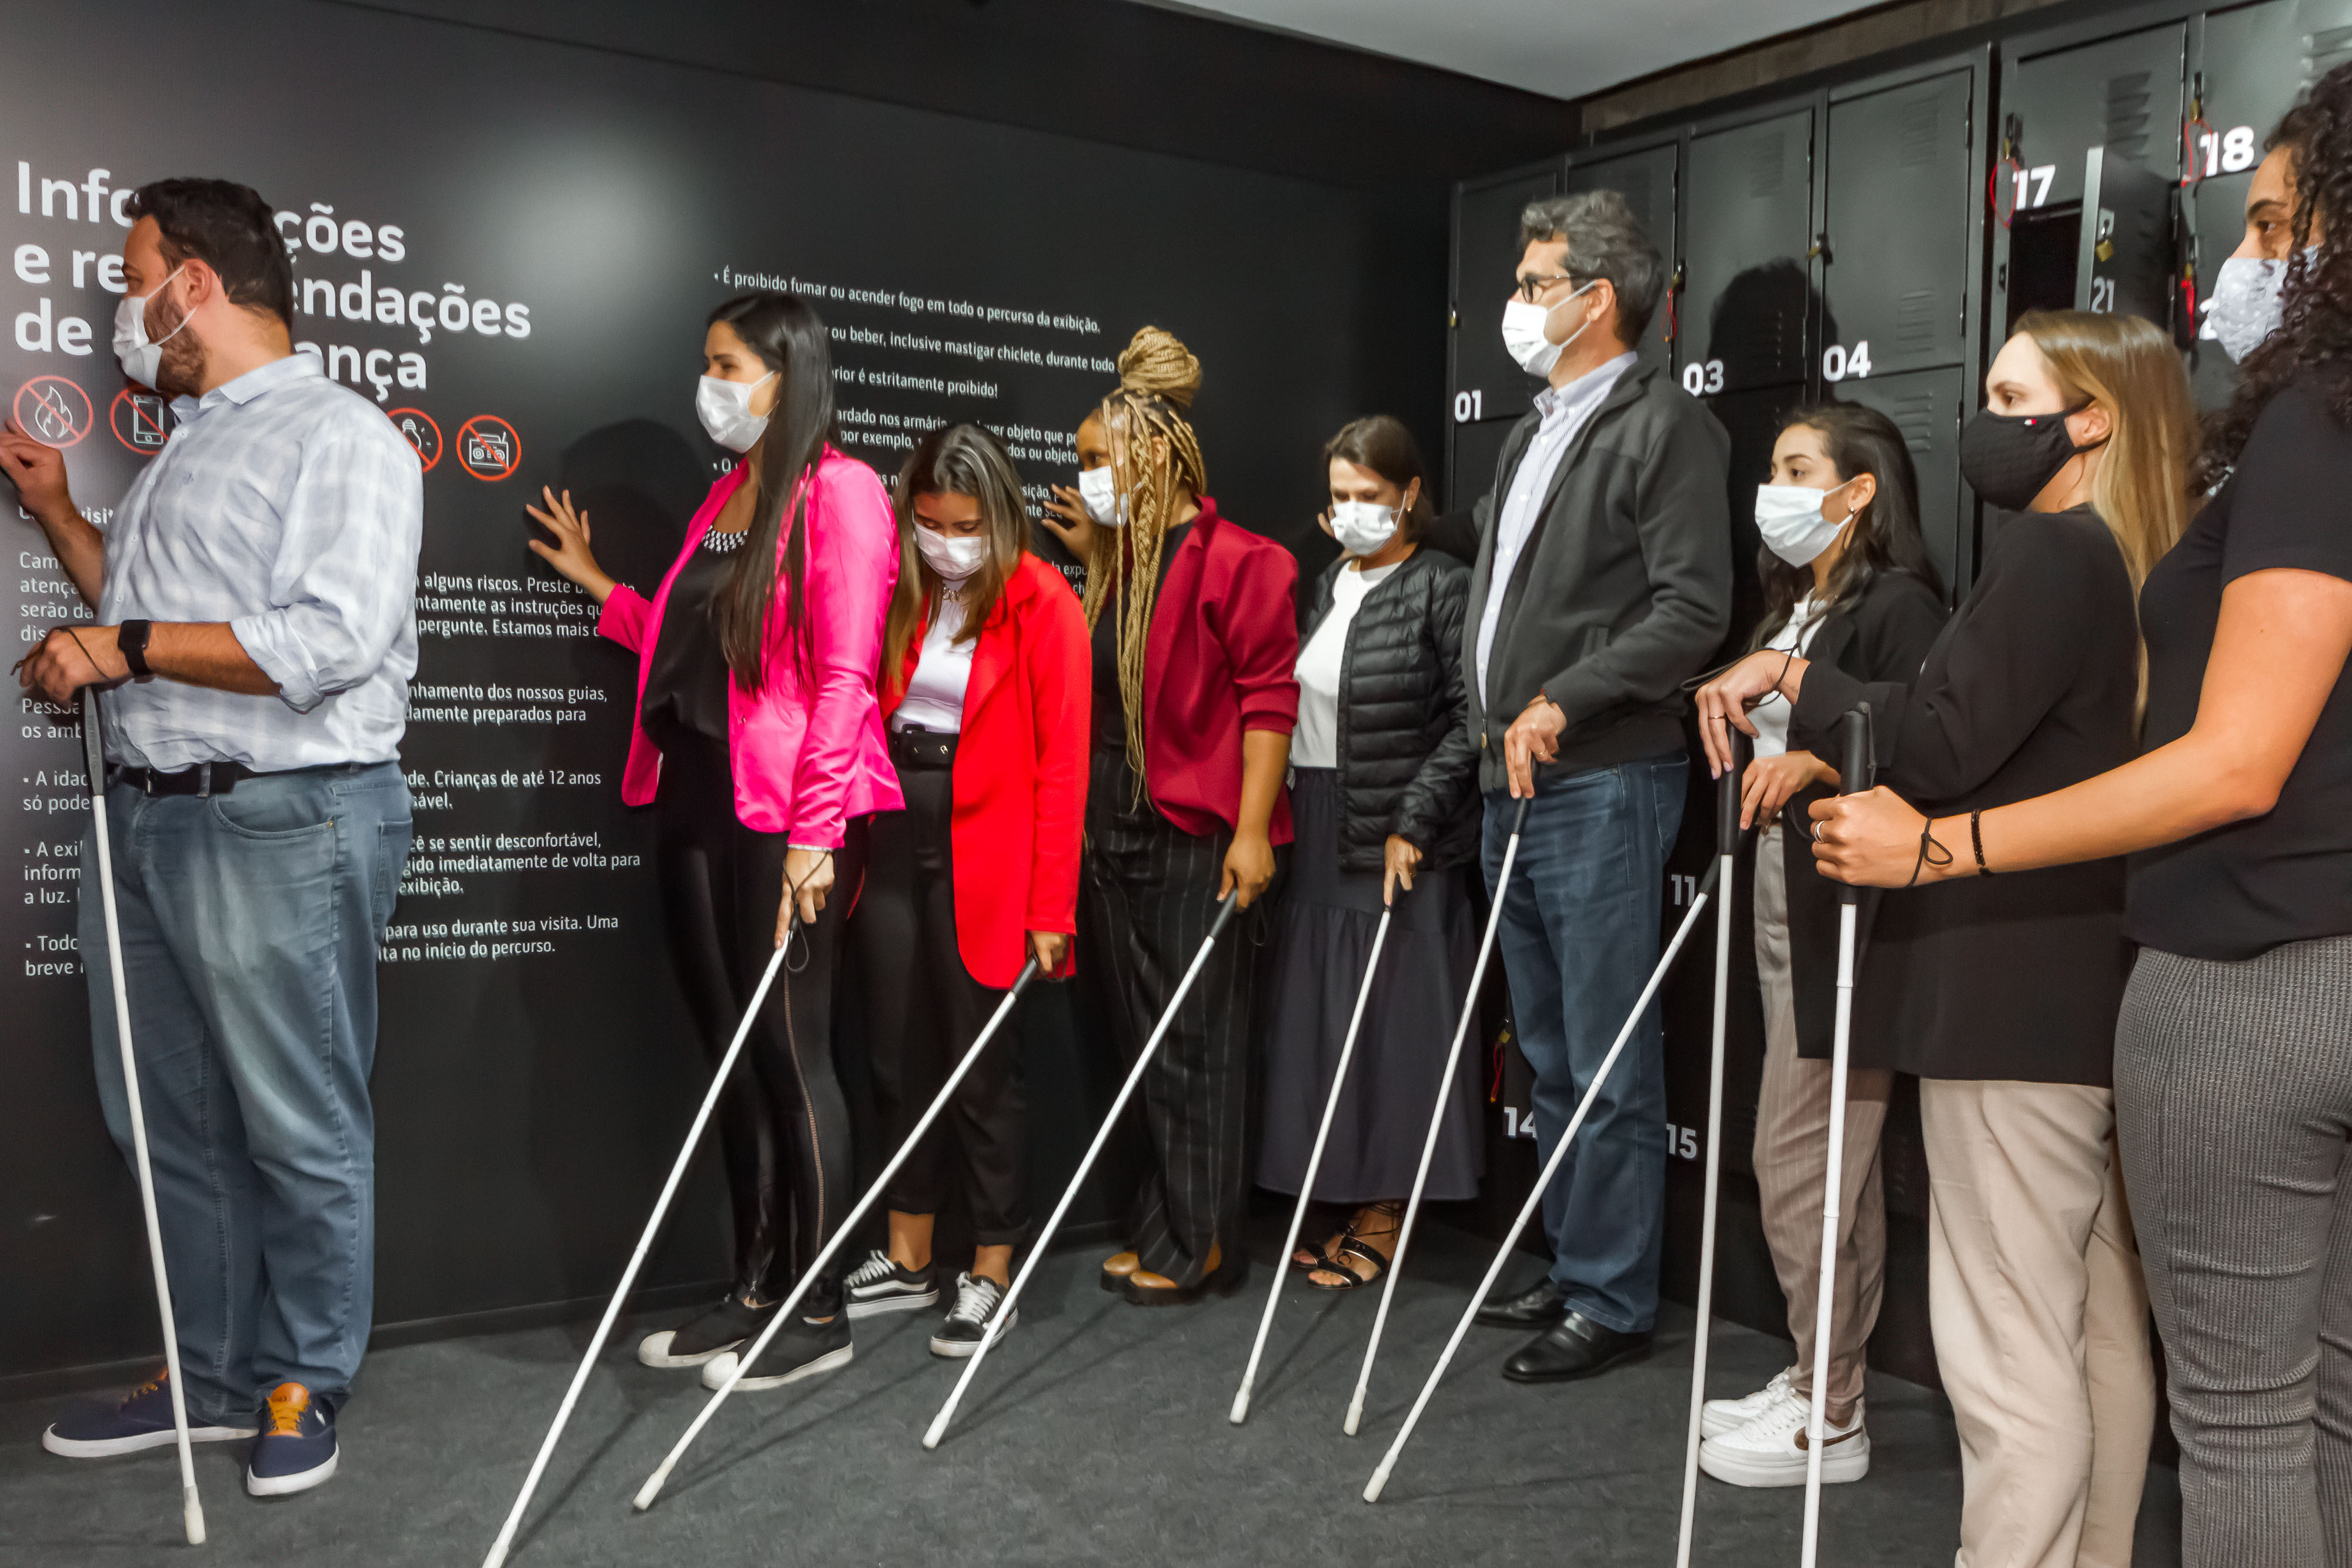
[1306,1205,1401,1292]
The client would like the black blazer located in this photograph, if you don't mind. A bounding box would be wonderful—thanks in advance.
[1791,507,2139,1085]
[1764,570,1948,1059]
[1300,548,1480,872]
[1462,363,1733,790]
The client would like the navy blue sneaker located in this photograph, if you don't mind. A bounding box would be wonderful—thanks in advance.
[42,1370,258,1458]
[245,1382,338,1497]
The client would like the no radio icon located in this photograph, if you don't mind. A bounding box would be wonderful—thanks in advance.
[457,415,520,481]
[13,376,92,449]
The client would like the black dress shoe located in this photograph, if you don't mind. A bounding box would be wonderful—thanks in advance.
[1474,1278,1570,1330]
[1501,1310,1653,1383]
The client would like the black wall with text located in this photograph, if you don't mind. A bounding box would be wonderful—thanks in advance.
[2,0,1567,1382]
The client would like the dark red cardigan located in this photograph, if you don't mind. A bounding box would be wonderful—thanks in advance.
[1141,498,1300,843]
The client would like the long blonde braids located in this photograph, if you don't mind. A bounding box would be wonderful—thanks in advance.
[1080,326,1208,783]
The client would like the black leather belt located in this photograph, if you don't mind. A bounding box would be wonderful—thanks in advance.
[109,761,263,797]
[889,727,958,770]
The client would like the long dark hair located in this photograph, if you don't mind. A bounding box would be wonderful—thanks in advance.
[707,292,840,691]
[1751,402,1943,647]
[2197,66,2352,491]
[1322,414,1432,540]
[883,423,1027,701]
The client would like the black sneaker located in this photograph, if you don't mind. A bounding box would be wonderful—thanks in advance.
[701,1315,853,1390]
[638,1290,770,1369]
[42,1370,258,1458]
[245,1382,338,1497]
[844,1249,938,1319]
[930,1272,1016,1359]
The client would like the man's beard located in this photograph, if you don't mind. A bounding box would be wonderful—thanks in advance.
[150,300,204,399]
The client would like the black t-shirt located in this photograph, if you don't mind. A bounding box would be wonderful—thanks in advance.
[2130,385,2352,959]
[640,530,743,747]
[1089,520,1190,752]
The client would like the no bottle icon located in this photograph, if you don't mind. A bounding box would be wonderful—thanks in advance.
[387,407,443,473]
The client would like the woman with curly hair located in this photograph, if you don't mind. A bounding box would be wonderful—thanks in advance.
[1040,326,1299,1305]
[1809,71,2352,1565]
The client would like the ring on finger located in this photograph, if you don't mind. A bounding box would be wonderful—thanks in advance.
[1812,821,1825,842]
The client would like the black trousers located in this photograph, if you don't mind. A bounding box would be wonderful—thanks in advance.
[653,731,861,1312]
[850,741,1030,1246]
[1077,748,1279,1288]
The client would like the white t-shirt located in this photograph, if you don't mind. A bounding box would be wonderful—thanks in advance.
[1749,592,1828,759]
[1292,560,1401,768]
[892,592,974,734]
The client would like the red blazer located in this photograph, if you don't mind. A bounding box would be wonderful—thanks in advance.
[883,553,1090,988]
[1144,497,1301,843]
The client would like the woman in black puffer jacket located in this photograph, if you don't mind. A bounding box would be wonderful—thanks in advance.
[1259,415,1483,1290]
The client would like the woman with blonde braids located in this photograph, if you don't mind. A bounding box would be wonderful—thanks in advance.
[1040,325,1299,1305]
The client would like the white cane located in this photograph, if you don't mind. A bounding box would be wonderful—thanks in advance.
[1230,905,1392,1425]
[1675,734,1748,1566]
[1800,706,1873,1567]
[1344,794,1528,1436]
[80,688,207,1547]
[1362,857,1719,1503]
[484,912,806,1567]
[632,957,1043,1507]
[918,891,1243,1452]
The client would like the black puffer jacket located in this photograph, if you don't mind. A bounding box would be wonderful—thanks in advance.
[1301,548,1481,872]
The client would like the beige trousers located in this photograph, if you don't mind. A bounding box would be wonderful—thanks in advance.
[1752,823,1891,1425]
[1921,1077,2154,1568]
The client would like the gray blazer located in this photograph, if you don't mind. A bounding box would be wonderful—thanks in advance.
[1462,362,1733,792]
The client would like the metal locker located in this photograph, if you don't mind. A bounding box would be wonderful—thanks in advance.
[2186,0,2352,406]
[1705,383,1812,650]
[1447,416,1518,515]
[1831,367,1969,598]
[1822,70,1975,383]
[1681,108,1817,397]
[1449,165,1563,431]
[1565,141,1681,379]
[2078,144,2176,326]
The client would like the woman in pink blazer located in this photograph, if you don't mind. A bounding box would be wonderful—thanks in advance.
[527,291,901,1390]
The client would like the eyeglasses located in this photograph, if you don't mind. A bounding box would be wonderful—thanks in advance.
[1514,270,1582,304]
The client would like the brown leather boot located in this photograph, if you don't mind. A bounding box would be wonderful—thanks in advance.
[1121,1242,1225,1306]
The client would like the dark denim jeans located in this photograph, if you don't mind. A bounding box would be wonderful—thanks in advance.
[1482,750,1685,1334]
[81,761,411,1423]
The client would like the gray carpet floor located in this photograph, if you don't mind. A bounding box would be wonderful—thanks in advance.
[4,1218,2181,1567]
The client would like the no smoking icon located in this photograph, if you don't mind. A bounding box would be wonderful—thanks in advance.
[14,376,92,449]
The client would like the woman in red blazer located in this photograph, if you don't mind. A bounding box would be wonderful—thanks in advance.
[843,422,1090,1356]
[1041,326,1299,1305]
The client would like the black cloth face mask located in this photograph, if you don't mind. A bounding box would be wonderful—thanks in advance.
[1959,402,2093,511]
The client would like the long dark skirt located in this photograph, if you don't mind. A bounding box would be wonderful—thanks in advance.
[1257,767,1481,1203]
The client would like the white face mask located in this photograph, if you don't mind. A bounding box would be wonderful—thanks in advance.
[916,526,988,583]
[1077,464,1122,527]
[1331,500,1399,557]
[112,265,191,390]
[2202,249,2317,362]
[1753,476,1858,567]
[695,370,776,453]
[1500,280,1598,378]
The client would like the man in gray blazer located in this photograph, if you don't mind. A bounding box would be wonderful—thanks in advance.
[1465,190,1732,1382]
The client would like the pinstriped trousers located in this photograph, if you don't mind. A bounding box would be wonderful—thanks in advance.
[1077,749,1277,1289]
[2118,935,2352,1567]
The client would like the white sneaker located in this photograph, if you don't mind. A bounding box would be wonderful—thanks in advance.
[1699,1391,1870,1487]
[1700,1368,1793,1440]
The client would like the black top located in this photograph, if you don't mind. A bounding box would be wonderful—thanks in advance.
[1090,520,1190,752]
[2130,386,2352,960]
[1791,508,2138,1085]
[1762,570,1949,1060]
[641,528,746,747]
[1299,548,1481,872]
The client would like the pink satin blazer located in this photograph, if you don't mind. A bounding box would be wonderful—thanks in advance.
[597,448,903,844]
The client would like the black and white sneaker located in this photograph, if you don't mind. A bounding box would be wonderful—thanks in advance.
[930,1272,1015,1359]
[701,1315,853,1390]
[639,1290,770,1368]
[844,1249,938,1319]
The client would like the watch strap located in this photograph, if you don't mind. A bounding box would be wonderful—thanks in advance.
[119,619,153,678]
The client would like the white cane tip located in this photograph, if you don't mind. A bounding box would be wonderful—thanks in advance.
[1363,1463,1391,1503]
[921,1417,947,1450]
[1342,1400,1363,1437]
[184,1492,206,1544]
[632,1472,667,1512]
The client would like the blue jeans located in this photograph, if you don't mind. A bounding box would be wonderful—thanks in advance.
[1483,750,1685,1334]
[80,762,411,1423]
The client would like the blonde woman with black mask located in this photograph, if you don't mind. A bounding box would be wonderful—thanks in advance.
[1700,311,2195,1567]
[1692,403,1945,1489]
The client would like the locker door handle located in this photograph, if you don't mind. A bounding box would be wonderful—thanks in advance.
[1806,231,1832,262]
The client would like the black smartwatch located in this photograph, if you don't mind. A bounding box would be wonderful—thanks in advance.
[118,619,153,679]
